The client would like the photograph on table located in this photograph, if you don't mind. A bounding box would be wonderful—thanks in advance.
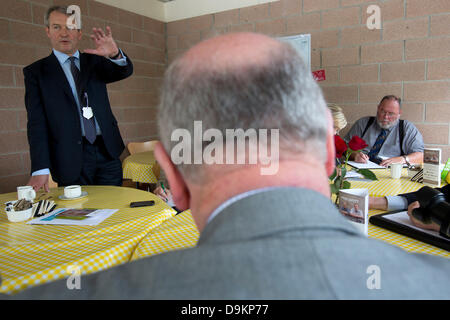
[338,188,369,236]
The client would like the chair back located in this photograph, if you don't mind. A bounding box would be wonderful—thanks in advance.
[127,140,158,155]
[48,174,58,188]
[127,140,161,180]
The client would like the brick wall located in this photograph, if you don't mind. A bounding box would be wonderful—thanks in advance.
[1,0,449,193]
[0,0,164,192]
[167,0,450,160]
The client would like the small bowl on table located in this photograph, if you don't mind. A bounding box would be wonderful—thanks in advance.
[5,200,34,222]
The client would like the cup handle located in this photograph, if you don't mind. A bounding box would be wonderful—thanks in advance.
[29,189,36,200]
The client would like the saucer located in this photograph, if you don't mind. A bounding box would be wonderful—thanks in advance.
[58,191,88,201]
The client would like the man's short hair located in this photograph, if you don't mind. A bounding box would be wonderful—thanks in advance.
[379,95,402,108]
[44,5,68,27]
[157,35,329,181]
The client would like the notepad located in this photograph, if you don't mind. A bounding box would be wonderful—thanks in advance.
[347,160,385,169]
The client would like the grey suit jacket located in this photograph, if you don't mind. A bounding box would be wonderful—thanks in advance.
[3,188,450,299]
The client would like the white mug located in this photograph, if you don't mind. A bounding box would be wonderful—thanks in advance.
[64,185,82,198]
[17,186,36,201]
[390,163,403,179]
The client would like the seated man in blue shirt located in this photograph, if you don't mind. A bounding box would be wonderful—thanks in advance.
[344,95,423,167]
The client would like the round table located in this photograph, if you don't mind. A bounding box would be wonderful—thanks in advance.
[0,186,176,294]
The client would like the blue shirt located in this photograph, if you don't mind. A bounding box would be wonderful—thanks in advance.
[33,49,127,176]
[344,116,424,158]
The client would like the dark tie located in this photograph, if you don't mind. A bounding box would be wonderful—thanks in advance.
[69,56,96,144]
[368,129,387,162]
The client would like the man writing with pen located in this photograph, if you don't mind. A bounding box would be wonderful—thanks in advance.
[153,182,182,213]
[344,95,424,167]
[153,182,170,202]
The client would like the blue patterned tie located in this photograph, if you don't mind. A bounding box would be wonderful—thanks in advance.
[69,57,97,144]
[368,129,387,162]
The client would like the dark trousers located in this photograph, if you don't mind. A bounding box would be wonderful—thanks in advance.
[62,136,122,187]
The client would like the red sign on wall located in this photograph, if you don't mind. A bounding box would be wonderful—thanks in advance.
[312,69,326,81]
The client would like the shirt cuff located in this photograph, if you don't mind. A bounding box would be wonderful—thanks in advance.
[32,169,50,176]
[386,195,409,211]
[108,48,127,66]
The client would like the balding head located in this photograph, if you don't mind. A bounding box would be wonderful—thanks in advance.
[179,32,283,78]
[158,32,329,182]
[155,32,334,230]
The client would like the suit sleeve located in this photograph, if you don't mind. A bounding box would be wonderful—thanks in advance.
[399,184,450,205]
[94,51,133,84]
[24,66,51,173]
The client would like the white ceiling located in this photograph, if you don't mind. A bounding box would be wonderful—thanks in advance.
[95,0,278,22]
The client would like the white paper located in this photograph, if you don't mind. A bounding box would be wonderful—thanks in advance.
[344,171,364,179]
[338,188,369,236]
[27,208,118,226]
[383,211,449,241]
[347,160,385,169]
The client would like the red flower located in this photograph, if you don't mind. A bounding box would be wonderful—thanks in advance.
[334,135,348,158]
[348,135,368,151]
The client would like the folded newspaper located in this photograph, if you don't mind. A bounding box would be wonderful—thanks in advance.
[27,208,118,226]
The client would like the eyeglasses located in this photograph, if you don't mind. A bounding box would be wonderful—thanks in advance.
[378,110,398,118]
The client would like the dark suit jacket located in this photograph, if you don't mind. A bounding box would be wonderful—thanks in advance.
[400,184,450,205]
[5,188,450,299]
[23,51,133,184]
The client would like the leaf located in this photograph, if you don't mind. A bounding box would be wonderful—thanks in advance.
[357,169,378,181]
[342,180,351,189]
[340,166,347,178]
[334,175,342,189]
[330,184,338,194]
[329,168,337,181]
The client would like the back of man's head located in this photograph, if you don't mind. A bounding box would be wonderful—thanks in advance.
[158,32,330,183]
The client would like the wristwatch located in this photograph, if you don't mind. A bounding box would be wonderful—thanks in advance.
[403,155,410,166]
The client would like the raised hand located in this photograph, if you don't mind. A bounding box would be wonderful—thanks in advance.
[27,174,50,193]
[84,26,121,59]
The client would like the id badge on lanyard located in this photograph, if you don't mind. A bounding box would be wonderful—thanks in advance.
[82,92,93,119]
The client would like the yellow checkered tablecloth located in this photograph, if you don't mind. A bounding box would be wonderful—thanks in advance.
[130,168,449,264]
[131,209,199,261]
[1,169,448,295]
[0,186,176,294]
[349,168,449,258]
[122,151,159,184]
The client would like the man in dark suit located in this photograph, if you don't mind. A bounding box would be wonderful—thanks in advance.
[25,5,133,191]
[4,32,449,300]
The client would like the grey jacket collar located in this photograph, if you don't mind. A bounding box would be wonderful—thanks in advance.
[198,187,361,245]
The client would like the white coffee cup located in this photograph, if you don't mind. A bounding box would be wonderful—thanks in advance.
[17,186,36,201]
[390,163,403,179]
[64,185,82,198]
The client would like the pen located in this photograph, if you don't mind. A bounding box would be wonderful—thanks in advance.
[160,182,168,202]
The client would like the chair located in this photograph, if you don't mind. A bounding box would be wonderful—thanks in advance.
[127,140,158,155]
[126,140,160,190]
[48,174,58,189]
